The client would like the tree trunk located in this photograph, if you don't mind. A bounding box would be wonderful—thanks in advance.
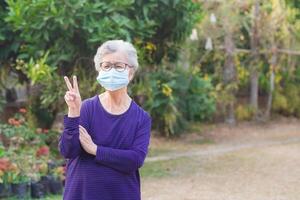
[250,69,258,109]
[250,0,260,119]
[223,32,236,125]
[265,47,277,118]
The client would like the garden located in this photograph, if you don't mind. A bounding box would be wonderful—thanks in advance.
[0,108,64,199]
[0,0,300,199]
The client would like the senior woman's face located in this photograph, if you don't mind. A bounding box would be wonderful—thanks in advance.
[101,52,134,81]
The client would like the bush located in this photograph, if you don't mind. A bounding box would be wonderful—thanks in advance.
[272,82,300,117]
[235,104,255,121]
[145,66,216,137]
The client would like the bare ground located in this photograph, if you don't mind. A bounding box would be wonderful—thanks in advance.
[141,117,300,200]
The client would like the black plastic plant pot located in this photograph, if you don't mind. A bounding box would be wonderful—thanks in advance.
[0,183,5,198]
[40,175,52,195]
[0,183,12,198]
[30,180,45,199]
[11,182,30,199]
[49,176,63,194]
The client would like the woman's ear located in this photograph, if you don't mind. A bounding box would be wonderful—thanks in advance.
[128,69,135,82]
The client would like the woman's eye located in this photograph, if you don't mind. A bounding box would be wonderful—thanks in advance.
[115,64,125,69]
[102,64,111,69]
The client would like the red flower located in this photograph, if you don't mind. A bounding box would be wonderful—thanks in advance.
[36,146,50,157]
[14,120,21,126]
[0,158,11,171]
[8,118,21,126]
[42,129,49,134]
[19,108,27,113]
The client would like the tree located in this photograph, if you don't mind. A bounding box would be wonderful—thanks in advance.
[1,0,202,130]
[249,0,260,117]
[198,1,247,124]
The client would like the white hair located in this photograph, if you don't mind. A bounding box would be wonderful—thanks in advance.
[94,40,139,71]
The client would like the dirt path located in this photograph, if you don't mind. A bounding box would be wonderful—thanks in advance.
[141,117,300,200]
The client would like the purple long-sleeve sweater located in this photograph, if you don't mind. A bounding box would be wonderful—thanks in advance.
[58,94,152,200]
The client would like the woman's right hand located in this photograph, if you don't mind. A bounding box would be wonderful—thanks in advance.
[64,75,82,117]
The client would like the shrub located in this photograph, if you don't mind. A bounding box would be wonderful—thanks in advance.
[235,104,255,121]
[272,82,300,116]
[145,66,216,137]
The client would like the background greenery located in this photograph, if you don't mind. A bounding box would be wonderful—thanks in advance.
[0,0,300,199]
[0,0,300,134]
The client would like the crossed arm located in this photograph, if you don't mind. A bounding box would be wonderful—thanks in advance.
[58,102,152,174]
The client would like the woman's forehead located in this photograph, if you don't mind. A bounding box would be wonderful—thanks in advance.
[101,52,128,63]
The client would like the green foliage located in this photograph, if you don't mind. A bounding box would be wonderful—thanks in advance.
[0,1,20,61]
[2,0,202,135]
[184,71,216,121]
[215,82,238,106]
[0,94,6,113]
[145,68,182,136]
[4,0,201,66]
[235,104,255,121]
[145,65,216,137]
[138,0,202,63]
[14,53,64,124]
[273,82,300,117]
[15,51,55,84]
[236,58,250,89]
[272,91,288,113]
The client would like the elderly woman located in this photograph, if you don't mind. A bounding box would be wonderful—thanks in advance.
[59,40,152,200]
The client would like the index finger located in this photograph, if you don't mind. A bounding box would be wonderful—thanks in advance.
[79,125,87,132]
[64,76,73,91]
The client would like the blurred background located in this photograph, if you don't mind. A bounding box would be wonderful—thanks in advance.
[0,0,300,199]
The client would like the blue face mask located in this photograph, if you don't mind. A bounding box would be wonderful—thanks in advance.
[96,68,129,91]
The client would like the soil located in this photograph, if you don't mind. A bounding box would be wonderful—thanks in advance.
[142,117,300,200]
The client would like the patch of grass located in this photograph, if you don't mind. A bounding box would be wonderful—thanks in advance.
[6,194,62,200]
[190,138,214,145]
[141,157,199,178]
[187,121,217,134]
[187,122,204,133]
[147,148,174,157]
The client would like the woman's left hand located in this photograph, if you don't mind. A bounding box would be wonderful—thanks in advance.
[79,125,97,156]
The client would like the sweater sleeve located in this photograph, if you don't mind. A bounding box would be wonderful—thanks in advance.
[94,113,152,174]
[58,100,90,159]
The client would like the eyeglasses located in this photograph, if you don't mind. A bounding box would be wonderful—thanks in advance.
[99,61,133,72]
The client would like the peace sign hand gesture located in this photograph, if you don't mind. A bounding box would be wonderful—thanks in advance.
[64,75,82,117]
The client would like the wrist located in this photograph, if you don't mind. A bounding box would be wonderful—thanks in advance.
[68,108,80,117]
[93,144,98,156]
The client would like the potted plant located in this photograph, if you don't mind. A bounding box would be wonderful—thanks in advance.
[30,162,46,199]
[0,158,13,198]
[3,143,31,199]
[0,169,5,197]
[49,165,64,194]
[0,158,15,198]
[30,145,51,198]
[0,145,6,197]
[10,172,30,199]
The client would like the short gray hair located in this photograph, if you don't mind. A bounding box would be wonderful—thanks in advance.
[94,40,139,71]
